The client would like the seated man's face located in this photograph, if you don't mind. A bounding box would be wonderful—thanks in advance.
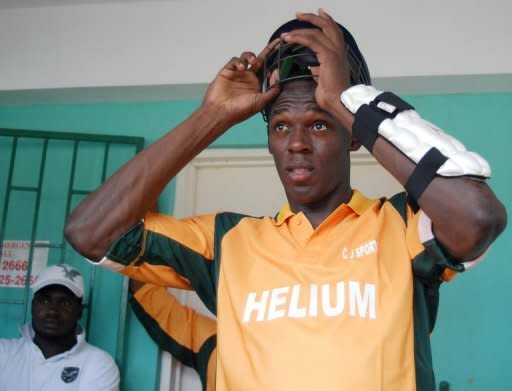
[31,285,82,339]
[267,79,352,210]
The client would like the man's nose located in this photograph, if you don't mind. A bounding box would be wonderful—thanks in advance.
[46,302,60,313]
[288,127,312,152]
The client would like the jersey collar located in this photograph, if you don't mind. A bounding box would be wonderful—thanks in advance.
[274,189,375,226]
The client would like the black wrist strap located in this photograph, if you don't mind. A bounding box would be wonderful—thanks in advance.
[404,147,448,209]
[352,104,381,151]
[351,92,414,152]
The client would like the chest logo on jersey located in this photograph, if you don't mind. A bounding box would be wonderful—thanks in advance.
[242,280,376,323]
[341,239,377,260]
[61,366,80,383]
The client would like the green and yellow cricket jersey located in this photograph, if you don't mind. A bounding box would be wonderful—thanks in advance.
[130,284,216,391]
[103,190,478,390]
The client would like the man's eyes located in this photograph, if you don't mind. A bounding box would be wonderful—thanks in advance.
[272,122,328,133]
[37,296,50,304]
[36,296,74,309]
[61,299,74,308]
[312,121,328,131]
[273,123,288,132]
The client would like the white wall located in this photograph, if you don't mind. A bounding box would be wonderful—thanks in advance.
[1,0,511,94]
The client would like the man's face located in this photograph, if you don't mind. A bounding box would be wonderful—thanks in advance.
[267,80,352,211]
[31,285,82,339]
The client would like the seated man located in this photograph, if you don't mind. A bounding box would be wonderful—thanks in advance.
[129,280,216,391]
[0,264,120,390]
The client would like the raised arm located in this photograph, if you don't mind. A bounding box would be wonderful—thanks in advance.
[282,9,507,261]
[64,42,281,261]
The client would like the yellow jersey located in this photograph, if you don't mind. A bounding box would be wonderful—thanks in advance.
[103,190,471,390]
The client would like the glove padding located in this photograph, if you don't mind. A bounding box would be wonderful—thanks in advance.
[341,85,491,178]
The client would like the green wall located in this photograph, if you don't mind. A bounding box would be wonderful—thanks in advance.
[0,91,510,390]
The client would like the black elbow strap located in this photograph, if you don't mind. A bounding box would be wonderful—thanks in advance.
[352,92,414,152]
[405,147,448,204]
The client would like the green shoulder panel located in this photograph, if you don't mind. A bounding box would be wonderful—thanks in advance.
[107,213,254,314]
[212,212,257,305]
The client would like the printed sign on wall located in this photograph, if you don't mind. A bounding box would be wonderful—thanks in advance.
[0,241,49,288]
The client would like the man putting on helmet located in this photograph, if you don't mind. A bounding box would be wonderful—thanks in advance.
[65,9,506,391]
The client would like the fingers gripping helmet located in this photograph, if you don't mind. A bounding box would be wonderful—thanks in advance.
[261,19,371,122]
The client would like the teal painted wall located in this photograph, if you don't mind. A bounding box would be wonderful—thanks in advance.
[0,91,510,390]
[404,93,512,390]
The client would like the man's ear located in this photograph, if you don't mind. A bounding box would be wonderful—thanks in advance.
[350,134,362,151]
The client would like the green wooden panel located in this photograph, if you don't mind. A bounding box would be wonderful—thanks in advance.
[0,128,144,388]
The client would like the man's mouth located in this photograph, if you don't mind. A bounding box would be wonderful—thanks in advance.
[287,166,314,182]
[41,318,60,327]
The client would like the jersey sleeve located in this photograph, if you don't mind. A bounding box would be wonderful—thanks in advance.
[407,208,487,282]
[130,283,216,379]
[388,191,485,283]
[100,212,219,312]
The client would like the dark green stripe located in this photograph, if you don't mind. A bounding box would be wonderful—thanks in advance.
[386,192,442,390]
[386,191,408,223]
[196,335,216,391]
[129,294,196,368]
[412,275,441,391]
[107,214,253,314]
[107,220,219,314]
[143,230,217,314]
[130,294,216,391]
[419,239,466,278]
[411,239,466,390]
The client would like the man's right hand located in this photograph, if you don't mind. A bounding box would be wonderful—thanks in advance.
[64,40,283,263]
[202,39,281,127]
